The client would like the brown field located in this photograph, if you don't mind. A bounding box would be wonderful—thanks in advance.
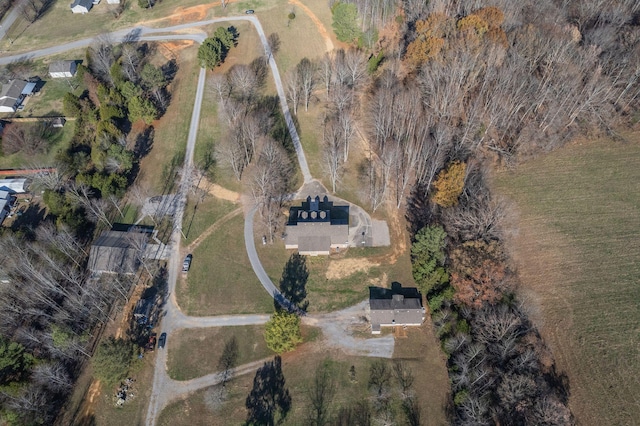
[492,133,640,425]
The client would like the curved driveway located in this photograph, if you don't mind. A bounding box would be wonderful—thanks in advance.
[0,16,388,424]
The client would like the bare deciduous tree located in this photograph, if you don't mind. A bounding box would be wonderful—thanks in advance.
[297,58,316,112]
[306,362,336,426]
[368,359,391,397]
[321,116,343,193]
[284,68,301,115]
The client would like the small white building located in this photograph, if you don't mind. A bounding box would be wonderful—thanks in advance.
[70,0,93,14]
[106,0,120,4]
[49,61,77,78]
[0,179,28,194]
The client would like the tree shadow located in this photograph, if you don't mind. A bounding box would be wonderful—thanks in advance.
[245,356,291,426]
[405,182,438,238]
[161,59,179,83]
[134,125,154,158]
[10,203,47,237]
[276,253,309,313]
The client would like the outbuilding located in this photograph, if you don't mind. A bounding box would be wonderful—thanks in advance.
[48,61,77,78]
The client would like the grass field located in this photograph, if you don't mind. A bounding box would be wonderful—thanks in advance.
[0,120,75,168]
[177,214,274,315]
[137,44,199,194]
[492,134,640,425]
[256,230,416,313]
[181,194,237,245]
[167,325,272,380]
[159,330,449,426]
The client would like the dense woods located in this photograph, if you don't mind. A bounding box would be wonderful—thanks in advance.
[321,0,640,424]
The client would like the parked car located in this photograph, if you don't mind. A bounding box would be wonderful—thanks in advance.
[146,333,157,351]
[182,254,193,272]
[158,332,167,349]
[245,9,254,14]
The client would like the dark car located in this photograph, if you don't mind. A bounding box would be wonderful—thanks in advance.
[245,9,254,14]
[158,332,167,349]
[182,254,193,272]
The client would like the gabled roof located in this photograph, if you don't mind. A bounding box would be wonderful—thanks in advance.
[0,80,28,100]
[49,60,76,74]
[70,0,93,9]
[369,295,422,311]
[88,231,147,274]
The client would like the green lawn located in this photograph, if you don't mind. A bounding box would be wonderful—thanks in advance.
[167,325,272,381]
[138,46,199,194]
[0,120,75,168]
[257,237,414,313]
[159,341,448,426]
[181,194,237,245]
[492,135,640,425]
[177,214,274,315]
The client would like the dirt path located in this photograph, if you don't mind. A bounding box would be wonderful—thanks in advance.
[288,0,334,52]
[201,181,241,203]
[185,207,242,252]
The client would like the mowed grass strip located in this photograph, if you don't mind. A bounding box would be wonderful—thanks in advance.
[138,45,199,193]
[493,135,640,425]
[181,195,237,245]
[178,214,274,316]
[158,352,383,425]
[167,325,272,381]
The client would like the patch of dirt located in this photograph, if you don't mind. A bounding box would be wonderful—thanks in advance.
[79,380,101,420]
[114,284,147,339]
[288,0,334,53]
[325,258,378,280]
[157,40,195,61]
[200,181,241,203]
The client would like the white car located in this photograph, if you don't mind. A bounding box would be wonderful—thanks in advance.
[182,254,193,272]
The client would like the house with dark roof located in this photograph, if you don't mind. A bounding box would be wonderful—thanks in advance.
[88,230,147,275]
[49,61,77,78]
[0,80,35,113]
[284,195,349,256]
[70,0,93,14]
[368,284,425,334]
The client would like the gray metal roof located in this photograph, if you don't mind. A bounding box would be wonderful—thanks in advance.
[0,80,28,101]
[88,231,147,274]
[49,61,76,73]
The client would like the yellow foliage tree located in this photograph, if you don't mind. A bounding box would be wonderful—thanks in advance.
[405,36,445,67]
[457,14,489,37]
[431,161,467,208]
[405,13,452,68]
[475,6,504,29]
